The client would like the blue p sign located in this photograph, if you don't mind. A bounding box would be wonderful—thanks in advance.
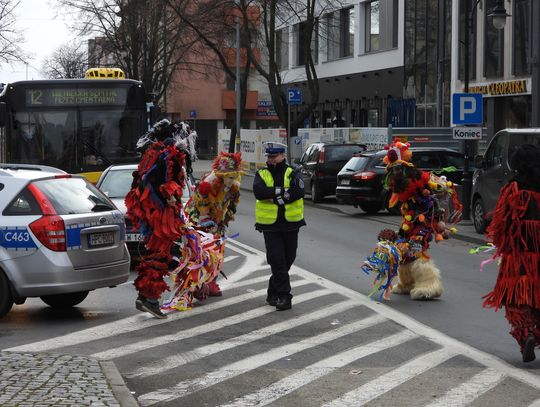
[287,88,302,105]
[452,93,483,125]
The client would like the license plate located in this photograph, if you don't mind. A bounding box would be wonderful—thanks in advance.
[88,232,114,247]
[126,233,144,242]
[341,179,350,185]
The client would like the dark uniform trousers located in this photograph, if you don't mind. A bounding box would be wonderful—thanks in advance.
[263,229,299,300]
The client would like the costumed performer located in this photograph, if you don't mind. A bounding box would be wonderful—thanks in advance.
[125,119,188,318]
[361,139,462,301]
[482,144,540,363]
[184,151,244,297]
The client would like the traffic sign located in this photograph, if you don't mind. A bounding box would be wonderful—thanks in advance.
[452,127,482,140]
[452,93,483,125]
[190,110,197,118]
[294,138,301,145]
[287,88,302,105]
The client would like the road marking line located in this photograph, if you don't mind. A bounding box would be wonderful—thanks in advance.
[223,255,239,263]
[137,315,387,406]
[5,276,310,353]
[126,299,360,379]
[322,348,456,407]
[424,368,506,407]
[92,287,331,360]
[217,329,418,407]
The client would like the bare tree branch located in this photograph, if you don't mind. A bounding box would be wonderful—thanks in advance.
[41,41,88,79]
[0,0,27,65]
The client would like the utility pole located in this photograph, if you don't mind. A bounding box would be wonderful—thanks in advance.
[235,17,241,153]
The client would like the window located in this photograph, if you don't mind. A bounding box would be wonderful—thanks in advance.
[484,135,505,167]
[513,0,531,76]
[325,7,354,61]
[3,189,41,216]
[276,29,289,70]
[484,0,504,78]
[365,1,380,52]
[293,20,319,66]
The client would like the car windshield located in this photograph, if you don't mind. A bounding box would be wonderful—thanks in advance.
[326,145,365,161]
[99,168,191,199]
[33,177,114,215]
[342,156,370,172]
[99,169,135,198]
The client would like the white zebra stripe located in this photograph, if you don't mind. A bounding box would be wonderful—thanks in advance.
[137,315,387,406]
[322,348,456,407]
[126,299,360,379]
[218,329,418,407]
[424,368,506,407]
[92,287,332,360]
[5,277,310,353]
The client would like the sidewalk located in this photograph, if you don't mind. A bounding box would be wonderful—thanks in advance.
[193,160,486,246]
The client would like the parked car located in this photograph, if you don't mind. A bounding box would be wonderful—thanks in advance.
[471,128,540,233]
[296,142,367,202]
[336,147,470,214]
[0,164,130,318]
[96,164,193,259]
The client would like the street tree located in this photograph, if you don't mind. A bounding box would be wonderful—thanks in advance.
[42,42,88,79]
[241,0,341,142]
[57,0,200,103]
[164,0,256,152]
[0,0,26,65]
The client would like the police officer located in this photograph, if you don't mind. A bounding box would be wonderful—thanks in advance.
[253,142,305,310]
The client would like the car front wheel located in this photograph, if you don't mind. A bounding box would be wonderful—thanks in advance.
[0,271,14,318]
[41,291,89,309]
[472,197,489,234]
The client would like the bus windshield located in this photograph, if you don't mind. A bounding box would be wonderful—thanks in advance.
[1,80,147,181]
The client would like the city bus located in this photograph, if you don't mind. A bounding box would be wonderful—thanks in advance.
[0,74,148,182]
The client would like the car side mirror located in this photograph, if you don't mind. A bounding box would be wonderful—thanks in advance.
[473,155,484,169]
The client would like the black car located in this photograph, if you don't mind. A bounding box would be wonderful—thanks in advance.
[297,142,367,202]
[336,147,470,214]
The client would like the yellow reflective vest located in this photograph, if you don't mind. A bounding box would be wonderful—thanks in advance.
[255,167,304,224]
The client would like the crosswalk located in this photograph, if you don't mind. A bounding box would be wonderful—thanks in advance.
[6,238,540,406]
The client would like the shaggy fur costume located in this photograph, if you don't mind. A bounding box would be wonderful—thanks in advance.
[362,139,461,301]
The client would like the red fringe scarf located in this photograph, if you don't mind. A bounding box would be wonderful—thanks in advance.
[482,182,540,310]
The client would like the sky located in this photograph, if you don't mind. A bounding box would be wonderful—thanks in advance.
[0,0,73,84]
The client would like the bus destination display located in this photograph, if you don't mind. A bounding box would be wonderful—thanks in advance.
[25,88,127,106]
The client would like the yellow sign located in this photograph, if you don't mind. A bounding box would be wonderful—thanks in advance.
[467,79,528,97]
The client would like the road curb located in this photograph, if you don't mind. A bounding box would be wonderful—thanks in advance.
[100,360,139,407]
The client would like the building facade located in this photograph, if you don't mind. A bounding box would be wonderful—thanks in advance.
[451,0,533,140]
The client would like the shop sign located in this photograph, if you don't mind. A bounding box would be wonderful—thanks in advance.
[466,79,530,97]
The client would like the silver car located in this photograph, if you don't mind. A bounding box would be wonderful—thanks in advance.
[0,164,130,318]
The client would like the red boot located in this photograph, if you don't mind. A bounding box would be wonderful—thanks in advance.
[207,281,222,297]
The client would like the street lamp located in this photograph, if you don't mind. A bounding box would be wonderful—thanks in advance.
[461,0,509,220]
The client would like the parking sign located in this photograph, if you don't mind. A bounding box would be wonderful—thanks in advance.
[287,88,302,105]
[452,93,483,125]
